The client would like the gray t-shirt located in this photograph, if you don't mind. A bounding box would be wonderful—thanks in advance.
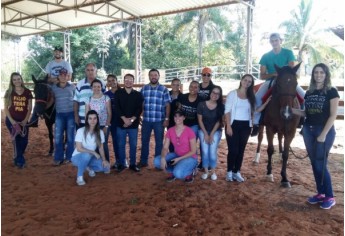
[197,101,223,134]
[51,83,75,113]
[45,60,73,78]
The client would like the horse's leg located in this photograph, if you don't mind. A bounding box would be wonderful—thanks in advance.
[45,118,54,155]
[278,132,283,162]
[281,136,293,188]
[266,128,274,182]
[253,125,264,164]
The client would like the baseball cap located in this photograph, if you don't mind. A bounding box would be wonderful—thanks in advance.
[59,68,68,75]
[202,67,212,74]
[54,46,63,52]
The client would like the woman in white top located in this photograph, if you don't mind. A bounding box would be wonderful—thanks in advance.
[71,110,110,186]
[224,74,270,182]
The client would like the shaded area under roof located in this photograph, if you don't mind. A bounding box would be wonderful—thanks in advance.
[330,26,344,40]
[1,0,250,37]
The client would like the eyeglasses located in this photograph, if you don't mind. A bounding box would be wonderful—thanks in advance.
[202,73,211,77]
[171,84,180,86]
[211,91,220,95]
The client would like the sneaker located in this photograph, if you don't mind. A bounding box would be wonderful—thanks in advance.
[87,167,96,177]
[64,159,71,164]
[76,176,85,186]
[226,171,233,182]
[307,194,325,204]
[166,174,176,182]
[137,162,148,168]
[233,172,245,182]
[185,175,194,183]
[197,163,203,171]
[129,164,140,172]
[53,160,63,166]
[117,164,126,173]
[251,125,259,137]
[320,198,336,210]
[201,173,208,180]
[211,173,217,181]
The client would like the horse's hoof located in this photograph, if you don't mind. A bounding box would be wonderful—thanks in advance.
[252,153,260,164]
[280,182,291,188]
[266,174,274,182]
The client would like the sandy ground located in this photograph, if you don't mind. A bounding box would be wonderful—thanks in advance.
[1,111,344,236]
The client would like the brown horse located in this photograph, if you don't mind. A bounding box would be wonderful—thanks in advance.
[263,63,301,188]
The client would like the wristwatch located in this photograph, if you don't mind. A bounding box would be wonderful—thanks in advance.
[165,118,169,121]
[130,118,134,122]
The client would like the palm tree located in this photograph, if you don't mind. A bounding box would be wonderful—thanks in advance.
[173,8,229,68]
[280,0,343,74]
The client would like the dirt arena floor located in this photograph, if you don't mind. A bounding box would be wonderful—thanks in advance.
[1,113,344,236]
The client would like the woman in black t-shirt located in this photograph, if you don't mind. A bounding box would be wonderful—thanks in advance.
[293,63,339,210]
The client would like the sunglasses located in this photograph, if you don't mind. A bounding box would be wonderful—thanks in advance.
[202,73,211,77]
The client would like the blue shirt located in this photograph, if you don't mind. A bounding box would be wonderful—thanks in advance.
[141,84,171,122]
[259,48,295,75]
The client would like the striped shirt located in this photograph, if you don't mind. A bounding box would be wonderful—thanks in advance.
[73,78,106,124]
[141,83,171,122]
[51,83,75,113]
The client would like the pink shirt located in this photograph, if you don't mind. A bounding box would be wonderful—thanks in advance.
[166,126,197,159]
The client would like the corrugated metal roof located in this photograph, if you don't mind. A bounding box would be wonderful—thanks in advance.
[1,0,249,36]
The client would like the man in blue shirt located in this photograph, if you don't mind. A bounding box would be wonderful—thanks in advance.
[139,69,171,167]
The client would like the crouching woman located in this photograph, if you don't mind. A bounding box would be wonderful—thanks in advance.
[71,110,110,186]
[154,110,198,183]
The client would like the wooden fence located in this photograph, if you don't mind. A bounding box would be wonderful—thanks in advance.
[24,83,343,120]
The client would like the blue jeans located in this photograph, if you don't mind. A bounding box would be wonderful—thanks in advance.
[140,121,164,165]
[198,130,221,169]
[6,118,29,167]
[117,127,138,166]
[104,125,119,163]
[54,112,75,162]
[71,153,110,177]
[153,153,198,179]
[302,124,335,198]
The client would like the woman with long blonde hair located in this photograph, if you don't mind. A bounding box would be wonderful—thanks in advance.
[4,72,33,169]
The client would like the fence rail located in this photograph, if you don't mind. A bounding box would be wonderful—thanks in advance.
[19,83,345,120]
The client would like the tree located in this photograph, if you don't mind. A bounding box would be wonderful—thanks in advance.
[141,16,198,69]
[280,0,344,75]
[173,8,229,68]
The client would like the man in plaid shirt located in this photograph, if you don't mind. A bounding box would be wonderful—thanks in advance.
[138,69,171,167]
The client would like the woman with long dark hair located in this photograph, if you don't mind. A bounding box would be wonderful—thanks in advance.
[225,74,270,182]
[71,110,110,186]
[293,63,339,209]
[197,85,224,180]
[4,72,33,169]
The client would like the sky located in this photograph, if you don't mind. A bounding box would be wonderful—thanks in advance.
[251,0,344,59]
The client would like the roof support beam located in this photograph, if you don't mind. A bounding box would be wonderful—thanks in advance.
[135,19,142,83]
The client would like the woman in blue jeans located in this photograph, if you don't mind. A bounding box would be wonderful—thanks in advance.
[197,86,224,181]
[154,110,198,183]
[71,110,110,186]
[293,63,339,210]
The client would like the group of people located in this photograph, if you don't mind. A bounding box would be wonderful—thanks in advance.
[4,33,338,210]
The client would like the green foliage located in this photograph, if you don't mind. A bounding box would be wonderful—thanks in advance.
[280,0,344,76]
[142,17,198,69]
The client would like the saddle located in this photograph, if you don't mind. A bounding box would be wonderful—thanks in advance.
[261,86,304,104]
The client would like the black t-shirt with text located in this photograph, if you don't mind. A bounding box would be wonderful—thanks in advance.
[177,93,202,127]
[304,87,339,126]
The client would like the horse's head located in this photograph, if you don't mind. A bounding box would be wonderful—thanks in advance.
[274,63,301,120]
[32,74,50,116]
